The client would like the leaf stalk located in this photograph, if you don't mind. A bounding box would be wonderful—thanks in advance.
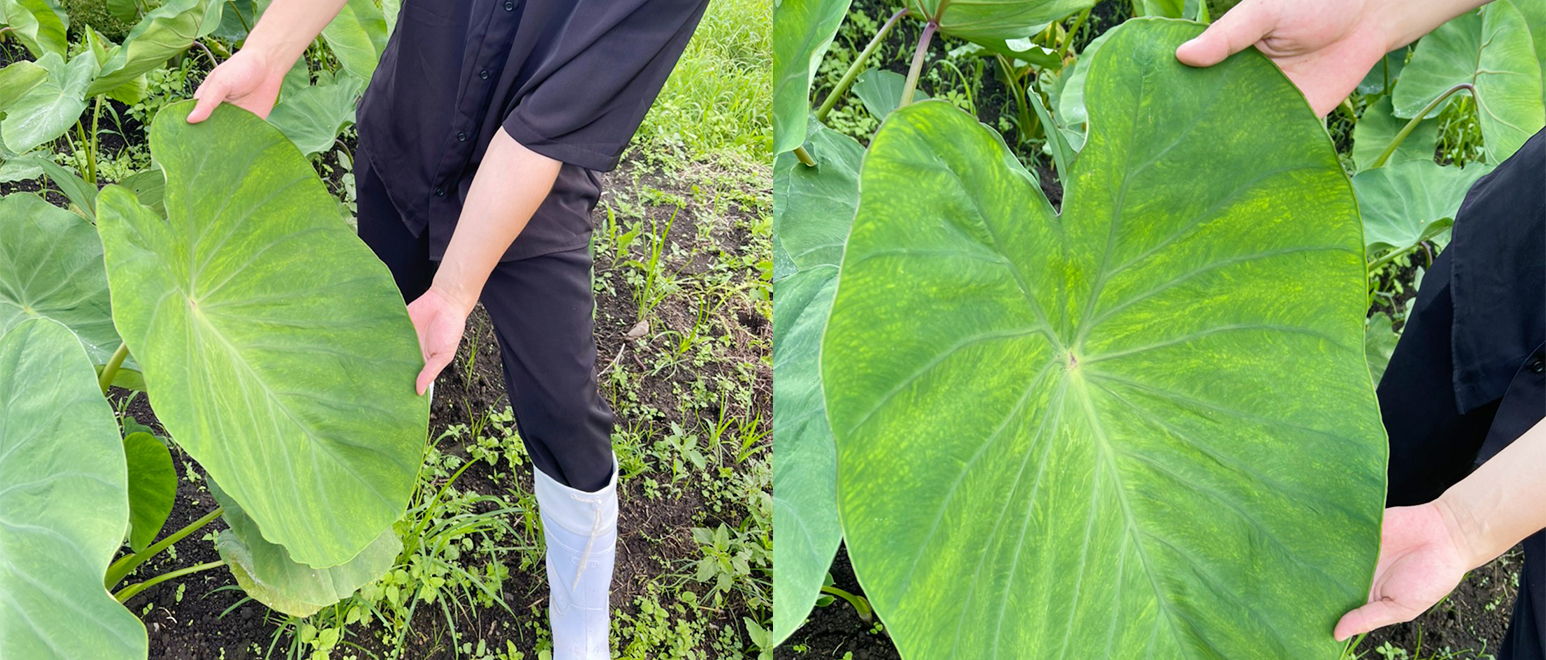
[815,7,909,123]
[900,21,937,107]
[114,560,225,604]
[1373,82,1473,169]
[99,342,130,395]
[105,507,224,589]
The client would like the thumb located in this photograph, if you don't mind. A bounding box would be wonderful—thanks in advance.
[416,349,453,396]
[1176,0,1274,67]
[1334,598,1415,641]
[186,79,227,124]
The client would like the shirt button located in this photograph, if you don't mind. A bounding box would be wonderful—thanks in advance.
[457,131,467,142]
[480,70,490,80]
[1531,358,1544,374]
[434,186,446,197]
[504,1,514,9]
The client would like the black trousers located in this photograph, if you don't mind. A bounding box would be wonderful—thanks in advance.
[356,159,616,493]
[1380,248,1545,660]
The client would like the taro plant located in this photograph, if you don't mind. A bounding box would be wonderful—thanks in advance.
[768,3,1427,654]
[1347,0,1543,297]
[0,100,428,659]
[0,0,387,196]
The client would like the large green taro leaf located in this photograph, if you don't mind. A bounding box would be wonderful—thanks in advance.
[1391,1,1544,164]
[770,0,852,155]
[210,480,400,617]
[0,318,146,660]
[905,0,1094,43]
[86,0,222,97]
[0,193,133,369]
[1353,160,1491,253]
[771,121,862,645]
[822,20,1385,659]
[95,101,428,568]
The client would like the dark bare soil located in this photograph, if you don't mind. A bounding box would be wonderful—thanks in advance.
[773,545,898,660]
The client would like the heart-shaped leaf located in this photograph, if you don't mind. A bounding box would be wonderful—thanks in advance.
[770,0,852,154]
[87,0,222,97]
[905,0,1094,43]
[210,480,400,617]
[0,51,98,154]
[96,101,428,568]
[822,20,1384,659]
[0,318,146,660]
[0,194,128,367]
[1353,159,1491,252]
[771,121,862,644]
[122,431,177,552]
[1391,0,1544,163]
[267,74,364,156]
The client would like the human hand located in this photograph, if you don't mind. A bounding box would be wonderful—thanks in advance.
[187,48,287,123]
[1333,502,1475,641]
[406,287,471,396]
[1174,0,1394,116]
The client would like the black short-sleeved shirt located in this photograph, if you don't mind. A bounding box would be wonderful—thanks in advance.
[1448,129,1546,415]
[355,0,708,261]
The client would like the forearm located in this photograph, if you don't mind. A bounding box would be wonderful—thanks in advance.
[241,0,350,72]
[1373,0,1492,50]
[432,128,563,315]
[1435,416,1546,569]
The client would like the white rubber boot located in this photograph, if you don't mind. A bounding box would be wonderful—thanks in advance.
[535,457,618,660]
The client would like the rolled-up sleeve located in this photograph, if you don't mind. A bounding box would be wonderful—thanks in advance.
[501,0,709,171]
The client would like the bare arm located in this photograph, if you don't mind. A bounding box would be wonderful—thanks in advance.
[1175,0,1493,116]
[1336,417,1546,639]
[1438,417,1546,574]
[186,0,349,122]
[406,128,563,394]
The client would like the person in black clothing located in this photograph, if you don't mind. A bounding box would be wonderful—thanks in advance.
[188,2,708,658]
[1180,0,1546,656]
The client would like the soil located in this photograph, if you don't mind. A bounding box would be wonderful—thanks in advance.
[772,545,898,660]
[96,154,771,659]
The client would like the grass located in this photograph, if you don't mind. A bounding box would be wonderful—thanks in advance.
[632,0,772,166]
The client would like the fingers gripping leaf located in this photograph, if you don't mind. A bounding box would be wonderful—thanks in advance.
[822,20,1385,659]
[0,319,146,660]
[96,101,429,568]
